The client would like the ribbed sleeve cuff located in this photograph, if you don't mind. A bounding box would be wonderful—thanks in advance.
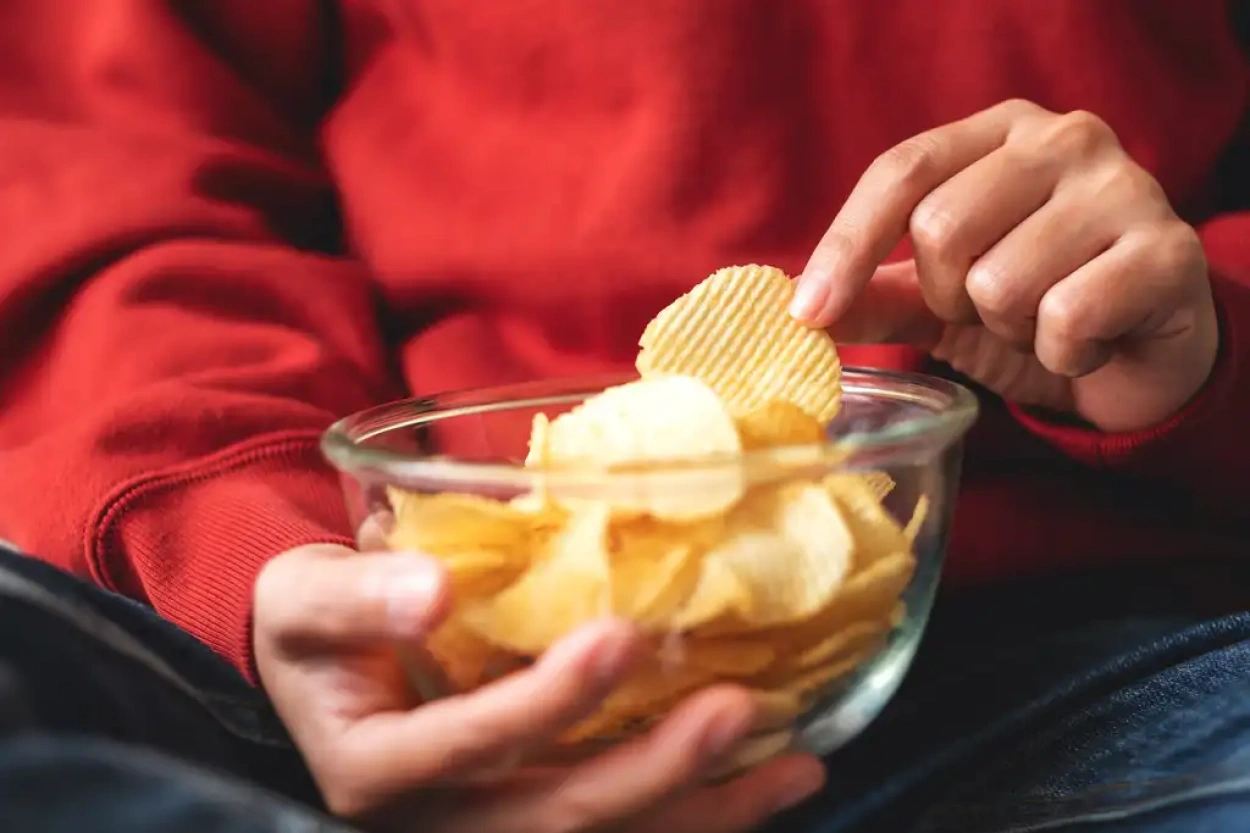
[87,431,354,682]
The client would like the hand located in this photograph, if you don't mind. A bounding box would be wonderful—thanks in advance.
[254,543,824,833]
[791,98,1219,433]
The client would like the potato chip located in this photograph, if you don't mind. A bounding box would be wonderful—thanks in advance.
[673,483,853,631]
[790,617,893,671]
[509,491,548,513]
[636,265,842,424]
[544,375,745,520]
[608,525,703,629]
[424,620,522,692]
[860,470,896,501]
[822,473,910,569]
[388,489,552,552]
[736,400,826,450]
[524,411,551,467]
[461,502,612,653]
[560,661,714,744]
[758,551,915,652]
[668,553,755,631]
[785,644,880,697]
[386,489,551,596]
[679,637,777,676]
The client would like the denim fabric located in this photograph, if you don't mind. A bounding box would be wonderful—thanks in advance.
[0,544,1247,833]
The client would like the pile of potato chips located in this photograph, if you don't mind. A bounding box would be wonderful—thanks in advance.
[388,265,926,752]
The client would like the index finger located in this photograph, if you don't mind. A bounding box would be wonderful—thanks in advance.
[792,99,1043,328]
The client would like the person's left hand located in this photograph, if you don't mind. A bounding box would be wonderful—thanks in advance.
[790,98,1219,433]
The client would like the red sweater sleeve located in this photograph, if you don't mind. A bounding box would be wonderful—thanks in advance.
[1009,213,1250,518]
[0,2,394,676]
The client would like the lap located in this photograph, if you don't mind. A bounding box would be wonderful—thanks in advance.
[778,566,1250,832]
[0,546,324,816]
[0,545,1247,833]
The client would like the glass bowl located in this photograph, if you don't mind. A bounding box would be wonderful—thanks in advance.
[322,368,977,771]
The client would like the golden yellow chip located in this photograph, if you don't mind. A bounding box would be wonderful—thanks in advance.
[386,489,552,596]
[636,265,842,424]
[509,491,548,513]
[560,661,714,744]
[822,473,910,569]
[679,637,777,677]
[674,483,853,631]
[791,617,893,671]
[785,644,879,697]
[423,619,523,692]
[860,470,896,501]
[461,503,612,653]
[736,400,827,450]
[543,375,745,521]
[759,551,915,651]
[388,489,550,552]
[608,524,704,629]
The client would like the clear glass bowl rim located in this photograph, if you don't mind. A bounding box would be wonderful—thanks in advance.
[321,367,979,488]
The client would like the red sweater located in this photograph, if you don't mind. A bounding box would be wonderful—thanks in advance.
[1,0,1248,677]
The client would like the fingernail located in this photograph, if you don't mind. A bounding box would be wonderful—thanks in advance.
[366,557,442,634]
[789,273,829,323]
[774,766,825,812]
[702,707,754,760]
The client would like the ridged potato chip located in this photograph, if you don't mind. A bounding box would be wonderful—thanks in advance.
[423,620,523,692]
[822,473,911,570]
[387,490,555,596]
[860,470,896,501]
[544,375,745,520]
[637,265,842,424]
[736,399,827,450]
[461,502,612,653]
[674,483,853,631]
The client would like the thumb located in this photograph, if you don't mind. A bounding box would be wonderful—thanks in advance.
[254,543,450,654]
[822,259,945,348]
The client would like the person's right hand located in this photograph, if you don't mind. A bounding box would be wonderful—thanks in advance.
[253,543,826,833]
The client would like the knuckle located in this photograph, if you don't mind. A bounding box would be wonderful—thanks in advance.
[1043,110,1117,158]
[1157,222,1206,276]
[875,134,943,188]
[965,260,1018,318]
[1000,97,1043,115]
[1037,345,1083,378]
[909,196,962,256]
[1038,289,1088,343]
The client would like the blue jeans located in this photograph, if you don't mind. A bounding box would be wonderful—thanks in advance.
[0,545,1246,833]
